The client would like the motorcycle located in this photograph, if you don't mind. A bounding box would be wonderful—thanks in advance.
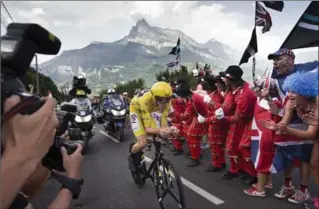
[61,97,95,154]
[102,94,127,141]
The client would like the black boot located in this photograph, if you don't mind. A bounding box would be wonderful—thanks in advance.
[205,164,226,172]
[187,159,200,167]
[173,149,184,156]
[222,171,239,180]
[234,171,250,182]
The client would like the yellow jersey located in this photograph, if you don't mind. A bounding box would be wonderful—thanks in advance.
[129,91,171,137]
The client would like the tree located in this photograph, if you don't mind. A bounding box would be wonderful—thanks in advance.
[19,68,63,102]
[155,65,197,89]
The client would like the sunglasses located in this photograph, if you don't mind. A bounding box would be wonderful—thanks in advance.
[155,96,171,103]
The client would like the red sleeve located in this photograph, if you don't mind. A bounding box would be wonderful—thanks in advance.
[224,94,249,124]
[176,101,194,121]
[222,93,235,115]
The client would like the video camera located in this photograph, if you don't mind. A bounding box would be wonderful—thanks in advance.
[1,23,81,171]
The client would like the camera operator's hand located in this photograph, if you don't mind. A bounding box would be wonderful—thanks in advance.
[61,144,83,179]
[1,95,58,209]
[2,95,58,161]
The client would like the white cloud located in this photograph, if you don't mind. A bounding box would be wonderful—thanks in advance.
[2,1,316,64]
[16,7,45,19]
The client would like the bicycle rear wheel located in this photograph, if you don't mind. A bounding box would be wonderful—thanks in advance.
[153,158,185,209]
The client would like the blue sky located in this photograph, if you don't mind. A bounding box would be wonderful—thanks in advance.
[1,1,316,64]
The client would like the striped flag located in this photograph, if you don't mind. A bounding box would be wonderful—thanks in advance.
[281,1,319,49]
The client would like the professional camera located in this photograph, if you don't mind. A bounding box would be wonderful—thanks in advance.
[1,23,81,171]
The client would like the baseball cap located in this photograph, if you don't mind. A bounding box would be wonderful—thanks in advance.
[268,48,295,60]
[219,65,243,81]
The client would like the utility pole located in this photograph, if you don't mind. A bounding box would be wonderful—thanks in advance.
[35,55,40,96]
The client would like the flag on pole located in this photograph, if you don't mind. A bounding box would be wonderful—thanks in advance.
[239,27,258,65]
[261,1,284,12]
[255,1,273,33]
[280,1,319,49]
[165,54,180,68]
[168,37,180,55]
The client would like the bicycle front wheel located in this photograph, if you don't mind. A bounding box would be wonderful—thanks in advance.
[153,158,185,209]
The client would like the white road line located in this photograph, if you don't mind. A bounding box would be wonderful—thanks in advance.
[99,131,120,143]
[144,156,225,205]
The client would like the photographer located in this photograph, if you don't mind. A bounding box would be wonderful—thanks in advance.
[1,95,57,209]
[1,97,84,209]
[1,23,85,209]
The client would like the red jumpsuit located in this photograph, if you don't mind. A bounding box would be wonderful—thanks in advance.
[176,93,208,160]
[223,82,257,177]
[170,97,187,151]
[205,89,235,168]
[253,98,282,173]
[206,91,224,167]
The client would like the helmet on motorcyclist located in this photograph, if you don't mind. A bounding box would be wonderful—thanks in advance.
[77,74,86,87]
[123,92,128,96]
[108,88,116,94]
[150,81,172,104]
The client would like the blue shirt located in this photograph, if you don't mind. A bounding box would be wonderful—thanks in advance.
[273,61,318,124]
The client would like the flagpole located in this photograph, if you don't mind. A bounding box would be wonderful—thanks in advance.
[179,35,181,69]
[252,1,257,87]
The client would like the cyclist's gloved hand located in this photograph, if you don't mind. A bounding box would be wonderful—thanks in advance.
[170,126,179,136]
[159,127,172,138]
[197,114,205,123]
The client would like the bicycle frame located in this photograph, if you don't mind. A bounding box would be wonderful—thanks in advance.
[143,137,164,181]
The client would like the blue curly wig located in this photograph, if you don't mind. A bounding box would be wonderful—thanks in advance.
[283,68,319,97]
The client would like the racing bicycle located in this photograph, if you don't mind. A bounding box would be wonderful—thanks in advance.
[129,136,186,209]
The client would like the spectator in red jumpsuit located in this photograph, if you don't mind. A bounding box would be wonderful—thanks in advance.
[200,76,226,172]
[175,80,208,167]
[170,94,187,155]
[200,66,258,184]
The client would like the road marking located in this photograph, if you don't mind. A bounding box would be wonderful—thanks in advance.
[99,131,120,143]
[144,156,225,205]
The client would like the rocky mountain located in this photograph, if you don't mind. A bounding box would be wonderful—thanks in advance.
[39,18,257,93]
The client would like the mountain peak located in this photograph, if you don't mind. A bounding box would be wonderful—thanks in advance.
[136,18,149,27]
[207,38,218,43]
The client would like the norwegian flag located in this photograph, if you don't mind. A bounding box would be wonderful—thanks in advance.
[165,54,180,68]
[255,1,273,33]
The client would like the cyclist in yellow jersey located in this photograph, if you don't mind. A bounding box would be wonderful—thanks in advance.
[128,82,178,170]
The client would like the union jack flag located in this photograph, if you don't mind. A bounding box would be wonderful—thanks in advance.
[165,54,180,68]
[255,1,272,33]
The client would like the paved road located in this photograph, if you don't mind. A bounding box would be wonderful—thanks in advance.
[32,125,316,209]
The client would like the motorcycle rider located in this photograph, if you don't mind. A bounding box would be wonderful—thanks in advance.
[69,75,91,98]
[69,75,92,110]
[102,89,117,131]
